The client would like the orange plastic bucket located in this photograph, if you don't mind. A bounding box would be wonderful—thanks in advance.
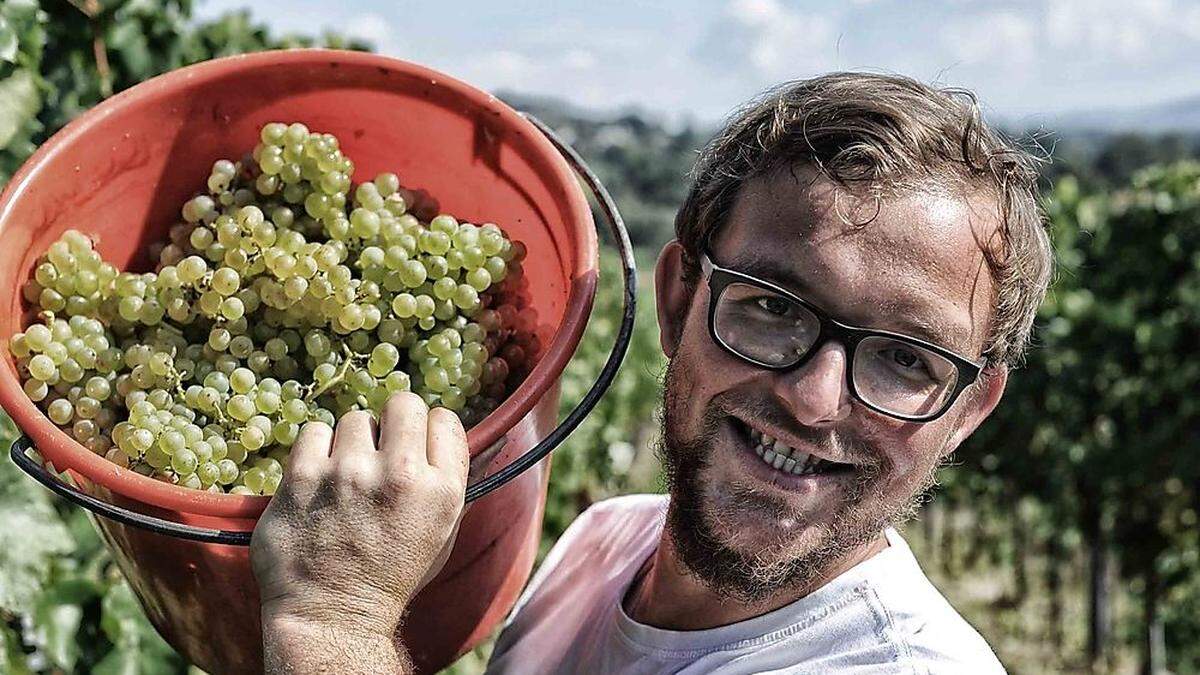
[0,50,635,673]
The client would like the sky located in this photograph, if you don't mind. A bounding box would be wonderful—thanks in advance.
[196,0,1200,128]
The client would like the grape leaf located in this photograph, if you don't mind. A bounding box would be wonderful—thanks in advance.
[33,597,83,671]
[98,581,184,673]
[92,647,141,675]
[0,623,31,675]
[0,69,40,150]
[0,17,17,63]
[0,424,75,614]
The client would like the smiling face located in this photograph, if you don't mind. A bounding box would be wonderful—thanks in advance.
[655,166,1009,602]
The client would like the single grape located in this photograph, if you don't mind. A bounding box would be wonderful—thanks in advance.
[172,448,199,475]
[230,367,256,394]
[28,354,56,381]
[48,399,74,424]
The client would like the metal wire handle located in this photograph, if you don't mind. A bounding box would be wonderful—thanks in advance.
[7,112,637,544]
[465,114,637,502]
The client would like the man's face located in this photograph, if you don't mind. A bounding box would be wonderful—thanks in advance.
[655,167,1007,602]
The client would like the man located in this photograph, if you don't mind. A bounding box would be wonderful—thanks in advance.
[250,72,1053,673]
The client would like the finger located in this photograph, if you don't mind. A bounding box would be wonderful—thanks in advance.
[330,409,378,461]
[285,421,334,482]
[427,407,468,483]
[378,392,428,468]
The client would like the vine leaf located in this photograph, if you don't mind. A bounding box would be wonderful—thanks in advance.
[0,69,40,149]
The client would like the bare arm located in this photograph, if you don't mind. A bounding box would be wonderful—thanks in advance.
[251,393,469,674]
[262,612,408,674]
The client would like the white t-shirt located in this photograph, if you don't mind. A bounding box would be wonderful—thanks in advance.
[487,494,1005,674]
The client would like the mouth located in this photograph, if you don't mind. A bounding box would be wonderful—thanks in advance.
[730,417,856,478]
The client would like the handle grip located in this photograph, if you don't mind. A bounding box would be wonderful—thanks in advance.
[6,112,637,543]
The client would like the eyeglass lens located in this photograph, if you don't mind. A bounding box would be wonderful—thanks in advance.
[712,281,960,417]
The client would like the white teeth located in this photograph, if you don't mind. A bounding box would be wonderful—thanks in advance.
[749,425,831,476]
[791,452,810,471]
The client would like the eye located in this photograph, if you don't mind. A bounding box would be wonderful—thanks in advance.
[883,347,932,377]
[755,295,792,316]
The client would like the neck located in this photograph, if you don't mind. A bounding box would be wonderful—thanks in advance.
[623,526,890,631]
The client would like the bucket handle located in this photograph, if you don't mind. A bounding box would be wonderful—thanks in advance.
[6,112,637,544]
[465,113,637,503]
[10,436,257,545]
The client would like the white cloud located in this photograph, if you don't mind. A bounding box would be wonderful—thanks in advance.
[1044,0,1200,60]
[488,50,534,80]
[694,0,837,78]
[942,11,1037,68]
[450,48,619,109]
[340,12,391,46]
[562,49,597,70]
[340,13,392,47]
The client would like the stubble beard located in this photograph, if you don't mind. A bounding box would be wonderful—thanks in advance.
[655,356,944,605]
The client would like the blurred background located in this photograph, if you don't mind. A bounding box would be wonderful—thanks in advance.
[1,1,1198,673]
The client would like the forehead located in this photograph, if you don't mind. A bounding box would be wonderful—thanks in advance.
[711,167,1000,356]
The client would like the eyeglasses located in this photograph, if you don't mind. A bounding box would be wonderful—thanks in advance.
[700,252,984,422]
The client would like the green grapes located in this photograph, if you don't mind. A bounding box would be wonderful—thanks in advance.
[10,122,531,494]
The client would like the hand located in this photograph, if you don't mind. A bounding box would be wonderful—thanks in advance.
[250,392,469,639]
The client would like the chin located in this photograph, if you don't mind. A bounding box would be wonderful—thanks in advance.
[697,465,834,556]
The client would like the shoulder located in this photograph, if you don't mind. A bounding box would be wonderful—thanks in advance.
[506,494,667,614]
[571,493,670,534]
[489,495,668,668]
[541,493,668,571]
[862,530,1006,673]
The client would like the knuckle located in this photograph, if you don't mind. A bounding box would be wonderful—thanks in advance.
[382,462,418,491]
[285,462,322,487]
[338,409,375,429]
[386,391,428,414]
[428,406,463,430]
[296,421,334,447]
[334,454,379,490]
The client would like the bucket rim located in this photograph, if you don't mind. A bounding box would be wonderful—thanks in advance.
[0,48,598,519]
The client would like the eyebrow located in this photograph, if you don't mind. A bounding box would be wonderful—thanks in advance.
[721,250,975,354]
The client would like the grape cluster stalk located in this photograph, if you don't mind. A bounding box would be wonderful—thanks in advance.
[9,122,536,495]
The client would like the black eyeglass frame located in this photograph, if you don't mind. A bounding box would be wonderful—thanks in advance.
[700,252,985,423]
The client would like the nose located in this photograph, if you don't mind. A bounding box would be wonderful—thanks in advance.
[774,341,852,427]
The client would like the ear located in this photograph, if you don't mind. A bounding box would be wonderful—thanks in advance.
[943,365,1008,455]
[655,240,693,358]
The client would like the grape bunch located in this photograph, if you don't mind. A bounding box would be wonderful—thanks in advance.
[8,122,535,495]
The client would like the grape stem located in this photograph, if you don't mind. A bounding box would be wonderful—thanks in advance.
[303,344,360,403]
[163,356,228,425]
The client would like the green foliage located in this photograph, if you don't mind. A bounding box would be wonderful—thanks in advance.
[0,415,187,673]
[0,416,74,616]
[0,0,47,185]
[544,251,665,550]
[951,163,1200,671]
[504,94,705,252]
